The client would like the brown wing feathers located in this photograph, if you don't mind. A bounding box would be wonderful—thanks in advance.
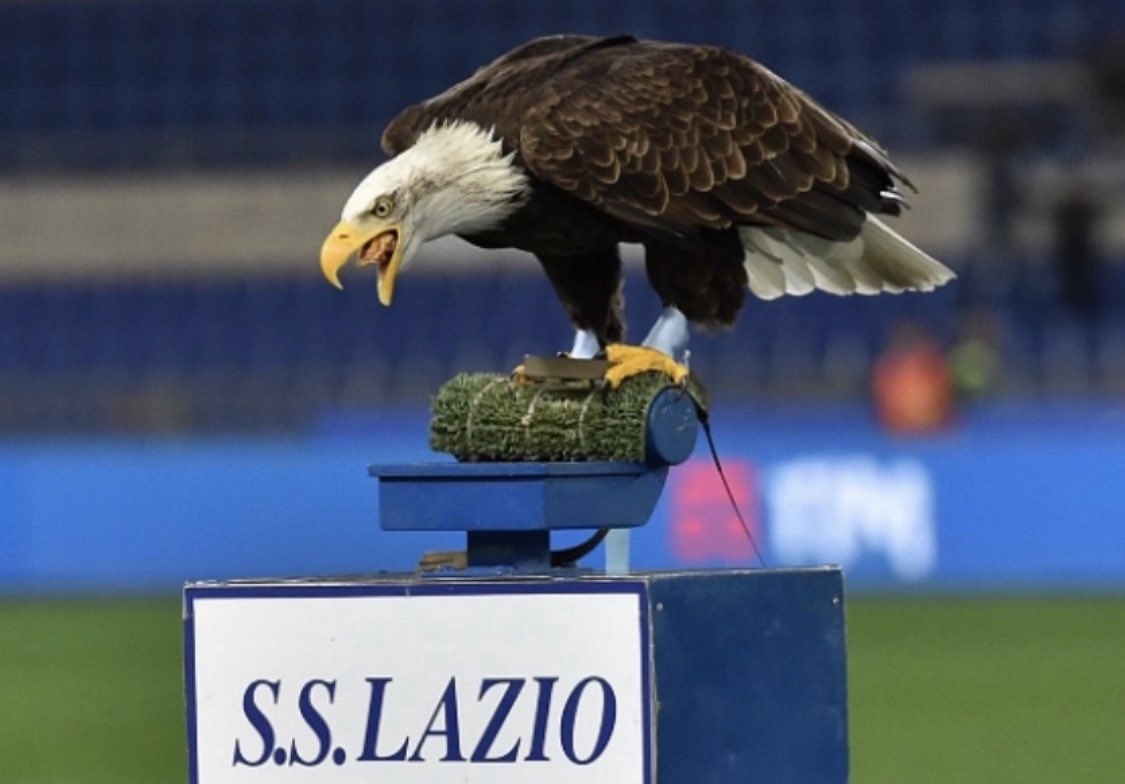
[382,36,908,244]
[516,43,895,242]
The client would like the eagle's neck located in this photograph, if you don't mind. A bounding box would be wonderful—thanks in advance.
[403,121,529,240]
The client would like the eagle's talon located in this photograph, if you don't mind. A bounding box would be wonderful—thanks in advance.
[602,343,690,389]
[510,363,532,385]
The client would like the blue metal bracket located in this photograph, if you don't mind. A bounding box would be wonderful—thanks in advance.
[369,461,668,570]
[371,461,667,530]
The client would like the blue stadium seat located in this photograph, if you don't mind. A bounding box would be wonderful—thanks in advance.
[5,0,1122,168]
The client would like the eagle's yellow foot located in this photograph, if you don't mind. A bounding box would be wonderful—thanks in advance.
[604,343,689,389]
[510,362,531,385]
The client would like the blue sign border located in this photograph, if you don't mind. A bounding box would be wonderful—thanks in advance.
[184,578,653,784]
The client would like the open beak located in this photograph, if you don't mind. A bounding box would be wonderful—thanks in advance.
[319,220,405,306]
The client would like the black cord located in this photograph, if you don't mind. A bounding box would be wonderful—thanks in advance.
[547,385,767,569]
[690,396,769,567]
[550,528,610,567]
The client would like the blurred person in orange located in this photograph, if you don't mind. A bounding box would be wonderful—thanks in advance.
[872,321,955,433]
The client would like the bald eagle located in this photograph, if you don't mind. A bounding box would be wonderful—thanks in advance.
[320,34,954,383]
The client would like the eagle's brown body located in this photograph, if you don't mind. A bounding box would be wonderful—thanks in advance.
[377,35,947,345]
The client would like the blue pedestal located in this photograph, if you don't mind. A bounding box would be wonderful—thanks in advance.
[184,568,848,784]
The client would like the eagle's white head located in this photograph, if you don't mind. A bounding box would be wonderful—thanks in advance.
[320,121,528,305]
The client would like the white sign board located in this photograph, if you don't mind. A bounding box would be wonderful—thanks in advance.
[186,581,652,784]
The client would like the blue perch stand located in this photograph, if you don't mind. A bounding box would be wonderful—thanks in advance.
[182,385,849,783]
[371,461,665,567]
[370,384,699,568]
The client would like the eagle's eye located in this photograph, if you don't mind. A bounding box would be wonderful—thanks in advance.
[372,197,394,218]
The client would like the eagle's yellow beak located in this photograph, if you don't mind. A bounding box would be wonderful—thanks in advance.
[319,220,405,306]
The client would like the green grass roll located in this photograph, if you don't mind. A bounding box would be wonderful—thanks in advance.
[429,372,691,462]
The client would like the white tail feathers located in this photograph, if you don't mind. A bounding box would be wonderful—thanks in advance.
[740,217,955,300]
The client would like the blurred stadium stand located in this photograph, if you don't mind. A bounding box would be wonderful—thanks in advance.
[1,0,1117,167]
[2,0,1125,433]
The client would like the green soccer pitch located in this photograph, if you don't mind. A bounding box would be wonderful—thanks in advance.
[1,595,1122,784]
